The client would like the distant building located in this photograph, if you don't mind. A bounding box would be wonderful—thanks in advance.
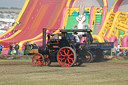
[0,9,19,34]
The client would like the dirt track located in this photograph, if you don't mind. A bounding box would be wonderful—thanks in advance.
[0,54,128,68]
[0,56,128,85]
[0,55,33,59]
[0,54,128,60]
[0,59,128,66]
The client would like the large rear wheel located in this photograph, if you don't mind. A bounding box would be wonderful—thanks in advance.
[32,53,44,66]
[57,47,76,67]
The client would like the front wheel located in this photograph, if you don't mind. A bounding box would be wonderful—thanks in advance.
[57,47,77,67]
[32,53,44,66]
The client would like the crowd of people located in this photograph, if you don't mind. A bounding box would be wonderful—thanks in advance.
[0,41,128,56]
[8,43,19,55]
[111,44,128,56]
[24,42,38,55]
[0,42,39,55]
[6,42,38,55]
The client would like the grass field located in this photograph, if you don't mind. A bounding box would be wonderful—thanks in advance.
[0,59,128,85]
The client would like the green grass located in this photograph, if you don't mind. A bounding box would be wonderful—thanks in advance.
[0,60,128,85]
[1,59,128,63]
[106,60,128,63]
[0,59,31,62]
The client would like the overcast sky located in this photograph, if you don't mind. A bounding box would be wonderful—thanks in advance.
[0,0,25,8]
[0,0,114,9]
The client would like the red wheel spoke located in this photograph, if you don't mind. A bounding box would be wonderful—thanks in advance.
[63,49,67,55]
[69,58,74,62]
[68,57,74,60]
[67,49,70,55]
[34,55,38,59]
[58,54,65,57]
[34,61,37,65]
[59,51,65,56]
[57,47,76,67]
[67,59,72,65]
[40,61,42,65]
[64,59,67,63]
[59,57,65,61]
[38,62,40,65]
[38,60,40,65]
[39,58,43,61]
[68,53,73,56]
[32,53,44,66]
[61,59,66,64]
[36,56,41,59]
[61,59,67,65]
[61,49,65,53]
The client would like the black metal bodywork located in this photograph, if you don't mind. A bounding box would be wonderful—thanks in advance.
[38,28,114,65]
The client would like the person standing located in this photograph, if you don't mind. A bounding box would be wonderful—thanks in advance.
[24,41,30,55]
[8,44,13,55]
[0,44,3,54]
[15,43,19,55]
[111,46,116,56]
[116,44,120,56]
[11,43,16,55]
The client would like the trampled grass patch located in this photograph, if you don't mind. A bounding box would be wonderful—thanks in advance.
[0,59,128,85]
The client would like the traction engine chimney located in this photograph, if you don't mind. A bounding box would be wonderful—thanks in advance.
[43,28,46,47]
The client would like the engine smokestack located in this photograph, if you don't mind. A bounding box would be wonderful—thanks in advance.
[43,28,46,47]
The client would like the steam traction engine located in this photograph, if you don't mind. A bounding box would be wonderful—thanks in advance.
[32,28,114,67]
